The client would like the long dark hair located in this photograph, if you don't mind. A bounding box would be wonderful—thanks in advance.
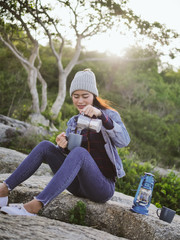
[93,96,116,111]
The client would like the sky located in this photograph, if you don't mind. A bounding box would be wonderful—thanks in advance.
[83,0,180,69]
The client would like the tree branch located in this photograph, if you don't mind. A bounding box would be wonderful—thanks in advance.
[65,35,82,73]
[0,1,37,44]
[0,35,30,70]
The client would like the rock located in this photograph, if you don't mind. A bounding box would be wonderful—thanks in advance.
[29,113,49,127]
[0,214,126,240]
[139,162,180,176]
[0,147,180,240]
[0,122,20,143]
[0,147,51,176]
[0,174,179,240]
[0,114,50,144]
[41,193,180,240]
[49,122,59,132]
[154,166,180,176]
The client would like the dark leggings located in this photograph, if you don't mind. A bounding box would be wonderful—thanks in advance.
[4,141,115,205]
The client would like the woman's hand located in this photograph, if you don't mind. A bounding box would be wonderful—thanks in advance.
[56,132,68,149]
[80,105,102,118]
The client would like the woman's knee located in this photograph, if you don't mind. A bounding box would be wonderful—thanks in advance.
[69,147,96,171]
[69,147,90,160]
[38,140,54,149]
[35,141,57,157]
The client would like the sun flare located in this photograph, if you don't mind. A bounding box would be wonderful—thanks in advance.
[83,31,135,56]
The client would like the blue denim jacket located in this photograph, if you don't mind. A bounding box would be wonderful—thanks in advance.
[66,109,130,178]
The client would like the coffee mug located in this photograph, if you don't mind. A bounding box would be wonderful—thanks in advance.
[67,133,83,151]
[156,206,176,223]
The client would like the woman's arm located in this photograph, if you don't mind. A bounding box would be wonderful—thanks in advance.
[66,116,78,136]
[101,109,130,148]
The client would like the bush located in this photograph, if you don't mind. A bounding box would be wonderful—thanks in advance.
[48,118,68,144]
[116,148,153,196]
[2,131,47,154]
[123,108,180,169]
[69,201,86,226]
[11,104,31,121]
[152,171,180,215]
[116,148,180,215]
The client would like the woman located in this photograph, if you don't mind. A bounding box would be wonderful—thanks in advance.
[0,69,130,216]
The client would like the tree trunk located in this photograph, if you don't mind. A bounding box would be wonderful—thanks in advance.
[51,72,67,118]
[27,67,40,113]
[50,36,82,118]
[37,71,48,112]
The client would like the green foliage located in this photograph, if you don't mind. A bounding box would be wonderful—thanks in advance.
[0,43,30,117]
[61,102,78,120]
[0,131,46,154]
[152,172,180,215]
[116,148,154,196]
[12,104,31,121]
[69,201,86,226]
[123,107,180,168]
[46,110,70,144]
[48,119,68,145]
[40,45,58,88]
[116,148,180,215]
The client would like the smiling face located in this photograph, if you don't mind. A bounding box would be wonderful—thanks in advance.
[72,90,94,113]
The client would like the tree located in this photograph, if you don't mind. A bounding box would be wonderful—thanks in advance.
[0,41,30,117]
[0,0,179,121]
[0,2,47,117]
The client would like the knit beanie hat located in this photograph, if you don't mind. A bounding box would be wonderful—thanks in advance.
[70,70,98,96]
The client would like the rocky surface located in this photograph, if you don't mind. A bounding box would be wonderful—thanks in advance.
[153,166,180,176]
[0,114,51,144]
[0,214,126,240]
[0,147,51,176]
[0,147,180,240]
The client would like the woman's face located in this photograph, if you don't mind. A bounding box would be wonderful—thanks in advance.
[72,90,94,113]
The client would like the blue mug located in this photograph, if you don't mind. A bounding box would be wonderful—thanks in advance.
[67,133,82,151]
[156,206,176,223]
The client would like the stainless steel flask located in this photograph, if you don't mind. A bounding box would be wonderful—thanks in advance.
[77,114,102,133]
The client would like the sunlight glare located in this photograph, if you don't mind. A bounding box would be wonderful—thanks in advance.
[83,31,135,56]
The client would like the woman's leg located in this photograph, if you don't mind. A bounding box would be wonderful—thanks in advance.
[35,147,115,206]
[0,140,65,213]
[3,140,66,191]
[67,162,115,203]
[1,144,114,214]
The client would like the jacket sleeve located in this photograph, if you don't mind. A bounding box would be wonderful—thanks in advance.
[102,109,130,148]
[66,117,75,136]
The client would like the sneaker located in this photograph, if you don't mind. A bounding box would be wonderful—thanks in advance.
[0,204,36,216]
[0,196,8,208]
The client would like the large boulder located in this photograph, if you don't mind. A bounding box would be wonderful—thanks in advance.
[0,214,126,240]
[0,147,180,240]
[0,114,50,144]
[0,147,51,176]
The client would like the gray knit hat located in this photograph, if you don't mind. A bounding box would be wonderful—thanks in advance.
[70,70,98,96]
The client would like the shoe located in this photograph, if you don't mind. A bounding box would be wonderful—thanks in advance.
[0,196,8,208]
[0,204,36,216]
